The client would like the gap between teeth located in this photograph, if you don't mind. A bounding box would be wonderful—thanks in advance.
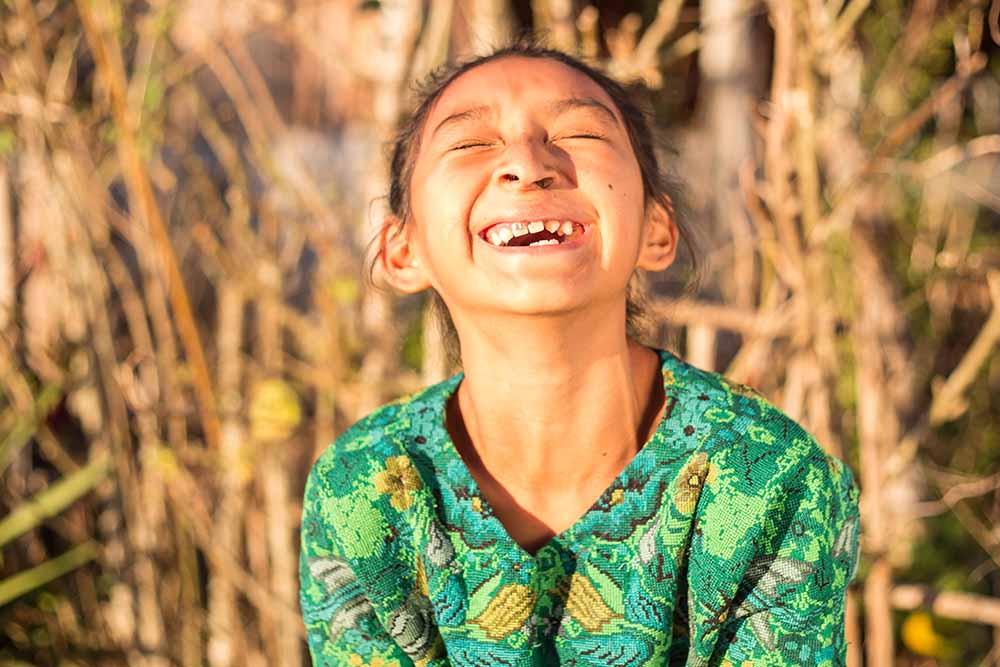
[486,220,577,246]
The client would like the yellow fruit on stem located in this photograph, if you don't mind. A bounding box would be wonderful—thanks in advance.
[249,378,302,443]
[901,611,956,658]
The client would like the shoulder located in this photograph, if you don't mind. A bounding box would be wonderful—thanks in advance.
[300,381,460,619]
[303,398,405,503]
[667,355,856,500]
[675,360,861,653]
[301,378,457,577]
[672,357,860,578]
[305,375,457,496]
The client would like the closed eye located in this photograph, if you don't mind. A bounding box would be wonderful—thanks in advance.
[450,133,605,151]
[451,141,493,151]
[555,133,607,141]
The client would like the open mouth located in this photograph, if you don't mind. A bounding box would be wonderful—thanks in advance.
[480,220,585,247]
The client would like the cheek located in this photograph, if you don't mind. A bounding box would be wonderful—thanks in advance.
[409,180,465,244]
[584,161,646,264]
[579,148,643,197]
[611,163,646,222]
[405,184,476,280]
[413,160,481,218]
[586,167,645,227]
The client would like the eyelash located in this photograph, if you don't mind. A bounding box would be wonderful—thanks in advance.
[451,134,605,151]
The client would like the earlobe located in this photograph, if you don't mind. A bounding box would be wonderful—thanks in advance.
[379,216,432,293]
[636,200,679,272]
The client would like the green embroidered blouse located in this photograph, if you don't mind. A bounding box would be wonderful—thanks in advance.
[298,348,860,667]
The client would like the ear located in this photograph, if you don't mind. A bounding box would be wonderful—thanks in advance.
[636,197,678,271]
[379,216,432,293]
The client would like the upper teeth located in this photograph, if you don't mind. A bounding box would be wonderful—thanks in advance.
[484,220,579,247]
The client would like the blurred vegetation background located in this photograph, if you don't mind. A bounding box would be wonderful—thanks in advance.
[0,0,999,665]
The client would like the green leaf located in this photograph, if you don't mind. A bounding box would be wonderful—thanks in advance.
[0,452,111,548]
[467,570,503,619]
[0,385,62,475]
[0,542,97,607]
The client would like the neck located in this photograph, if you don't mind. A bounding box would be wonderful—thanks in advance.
[447,304,665,505]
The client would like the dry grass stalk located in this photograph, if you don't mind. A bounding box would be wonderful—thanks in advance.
[0,166,12,336]
[852,222,914,666]
[892,585,1000,627]
[208,284,247,667]
[75,0,223,453]
[930,271,1000,425]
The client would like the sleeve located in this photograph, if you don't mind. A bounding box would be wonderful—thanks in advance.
[298,460,415,667]
[685,436,861,667]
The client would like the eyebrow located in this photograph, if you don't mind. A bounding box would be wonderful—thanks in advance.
[429,96,621,140]
[546,97,621,128]
[430,105,493,140]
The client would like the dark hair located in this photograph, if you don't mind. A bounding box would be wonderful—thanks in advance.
[371,38,702,366]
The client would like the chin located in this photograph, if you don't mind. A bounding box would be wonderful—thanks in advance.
[493,290,604,319]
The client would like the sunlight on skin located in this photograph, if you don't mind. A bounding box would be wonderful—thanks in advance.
[379,56,679,539]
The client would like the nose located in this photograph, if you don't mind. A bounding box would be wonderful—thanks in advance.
[494,139,561,191]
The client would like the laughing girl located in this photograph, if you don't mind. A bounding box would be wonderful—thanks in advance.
[299,41,860,667]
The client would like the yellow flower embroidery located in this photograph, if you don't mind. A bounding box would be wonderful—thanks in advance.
[663,369,676,386]
[471,496,483,512]
[348,655,363,667]
[562,573,620,633]
[373,456,423,511]
[469,583,537,640]
[609,488,624,506]
[674,452,717,514]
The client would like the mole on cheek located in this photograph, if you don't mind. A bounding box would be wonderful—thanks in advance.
[607,183,613,190]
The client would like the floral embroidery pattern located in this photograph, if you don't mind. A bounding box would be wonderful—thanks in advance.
[469,583,537,640]
[299,348,861,666]
[373,456,422,511]
[674,452,717,513]
[560,573,620,633]
[348,655,399,667]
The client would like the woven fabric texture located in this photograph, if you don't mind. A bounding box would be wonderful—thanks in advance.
[299,348,860,667]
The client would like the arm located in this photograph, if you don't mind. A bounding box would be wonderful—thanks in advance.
[299,463,415,667]
[686,435,861,666]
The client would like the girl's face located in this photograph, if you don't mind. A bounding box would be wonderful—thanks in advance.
[383,56,677,327]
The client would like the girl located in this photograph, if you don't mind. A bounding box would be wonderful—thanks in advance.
[299,41,860,667]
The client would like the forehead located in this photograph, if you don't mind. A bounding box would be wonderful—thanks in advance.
[424,56,622,130]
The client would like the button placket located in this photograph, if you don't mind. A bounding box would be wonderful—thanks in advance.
[531,545,570,651]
